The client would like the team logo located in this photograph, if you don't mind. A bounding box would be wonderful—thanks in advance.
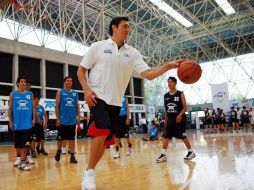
[104,49,113,54]
[166,103,177,113]
[17,100,29,110]
[213,92,227,103]
[124,53,130,58]
[26,95,31,99]
[65,98,74,106]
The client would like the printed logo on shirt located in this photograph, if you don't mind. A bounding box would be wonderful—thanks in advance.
[104,49,113,54]
[17,100,29,110]
[73,92,77,97]
[65,98,74,107]
[26,95,31,99]
[124,53,130,58]
[166,103,177,113]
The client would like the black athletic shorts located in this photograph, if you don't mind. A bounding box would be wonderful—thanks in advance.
[14,129,32,148]
[205,118,212,125]
[57,125,76,141]
[163,116,186,139]
[32,123,45,141]
[115,115,130,138]
[231,118,239,123]
[242,118,250,124]
[87,98,120,145]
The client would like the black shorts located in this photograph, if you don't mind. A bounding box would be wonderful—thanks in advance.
[231,118,239,123]
[115,115,130,138]
[163,116,186,139]
[14,129,32,148]
[32,123,45,141]
[57,125,76,141]
[87,98,120,144]
[205,118,212,125]
[242,118,250,124]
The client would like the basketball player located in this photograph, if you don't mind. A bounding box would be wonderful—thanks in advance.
[8,76,35,171]
[113,95,132,159]
[230,106,239,132]
[77,16,183,190]
[54,76,80,163]
[211,109,217,133]
[204,108,212,133]
[219,109,226,132]
[156,77,196,163]
[25,80,35,163]
[241,106,250,132]
[249,108,254,129]
[31,95,48,157]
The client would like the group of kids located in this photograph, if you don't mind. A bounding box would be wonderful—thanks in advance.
[8,75,134,170]
[204,106,254,133]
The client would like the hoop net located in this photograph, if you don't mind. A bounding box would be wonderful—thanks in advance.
[9,0,39,9]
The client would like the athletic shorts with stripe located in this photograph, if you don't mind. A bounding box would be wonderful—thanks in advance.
[87,98,120,145]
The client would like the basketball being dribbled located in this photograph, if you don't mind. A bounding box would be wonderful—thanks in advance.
[177,60,202,84]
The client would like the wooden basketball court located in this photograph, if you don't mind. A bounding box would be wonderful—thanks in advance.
[1,130,254,190]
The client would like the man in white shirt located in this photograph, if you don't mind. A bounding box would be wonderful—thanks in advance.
[77,16,183,190]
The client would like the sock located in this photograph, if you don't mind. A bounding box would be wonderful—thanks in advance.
[116,146,119,152]
[128,143,132,148]
[188,148,193,152]
[161,149,166,155]
[71,153,75,157]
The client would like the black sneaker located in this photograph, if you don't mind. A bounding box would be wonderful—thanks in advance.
[184,151,196,160]
[31,150,36,158]
[55,150,61,161]
[40,148,48,156]
[70,156,78,163]
[36,146,41,154]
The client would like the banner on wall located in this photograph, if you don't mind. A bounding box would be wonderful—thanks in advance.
[129,104,146,113]
[211,82,230,112]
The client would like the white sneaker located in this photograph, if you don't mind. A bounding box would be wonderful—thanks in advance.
[82,169,96,190]
[113,151,120,159]
[184,151,196,160]
[18,162,31,171]
[26,155,35,164]
[126,148,132,156]
[14,157,21,167]
[61,147,66,154]
[156,154,167,163]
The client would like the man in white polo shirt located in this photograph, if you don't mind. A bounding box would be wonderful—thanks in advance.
[77,16,183,190]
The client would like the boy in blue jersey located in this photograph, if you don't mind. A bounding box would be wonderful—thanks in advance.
[114,95,132,159]
[31,95,48,157]
[55,76,81,163]
[8,76,35,171]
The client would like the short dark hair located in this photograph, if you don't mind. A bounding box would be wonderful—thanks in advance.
[16,76,28,87]
[168,76,177,83]
[63,76,72,82]
[109,16,129,36]
[34,93,41,99]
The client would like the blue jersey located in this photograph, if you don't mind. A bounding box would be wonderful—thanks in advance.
[12,90,33,130]
[35,104,45,123]
[119,96,127,116]
[59,88,78,125]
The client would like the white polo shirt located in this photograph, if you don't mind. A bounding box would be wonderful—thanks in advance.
[80,38,150,106]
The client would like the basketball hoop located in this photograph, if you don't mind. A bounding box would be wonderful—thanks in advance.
[9,0,39,9]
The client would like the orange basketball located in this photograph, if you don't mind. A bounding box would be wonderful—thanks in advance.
[177,60,202,84]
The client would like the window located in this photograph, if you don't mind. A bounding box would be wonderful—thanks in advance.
[133,78,142,97]
[0,85,12,96]
[19,56,40,86]
[46,61,63,88]
[68,65,82,90]
[0,52,13,83]
[46,89,57,99]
